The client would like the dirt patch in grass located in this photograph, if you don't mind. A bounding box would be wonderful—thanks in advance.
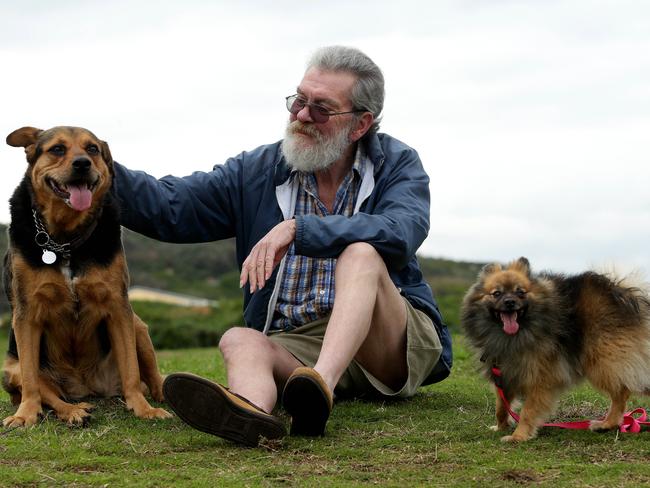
[501,468,540,483]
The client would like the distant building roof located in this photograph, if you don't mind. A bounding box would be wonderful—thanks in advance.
[128,286,218,307]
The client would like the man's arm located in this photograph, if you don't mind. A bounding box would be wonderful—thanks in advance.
[112,161,241,244]
[295,146,430,270]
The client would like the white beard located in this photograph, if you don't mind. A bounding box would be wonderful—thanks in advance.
[281,120,353,172]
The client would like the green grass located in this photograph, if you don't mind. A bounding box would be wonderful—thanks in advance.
[1,332,649,487]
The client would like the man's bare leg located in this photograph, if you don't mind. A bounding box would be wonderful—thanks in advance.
[315,242,408,392]
[281,242,408,435]
[162,330,294,446]
[219,328,303,413]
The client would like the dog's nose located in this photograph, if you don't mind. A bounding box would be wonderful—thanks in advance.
[504,298,516,310]
[72,157,91,173]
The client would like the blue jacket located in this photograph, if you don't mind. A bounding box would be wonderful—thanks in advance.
[113,131,452,384]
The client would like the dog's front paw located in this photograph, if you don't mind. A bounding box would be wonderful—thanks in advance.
[127,395,173,419]
[3,401,42,427]
[501,424,535,442]
[56,402,94,425]
[3,412,40,428]
[501,427,537,442]
[138,406,173,420]
[500,433,529,443]
[500,421,538,442]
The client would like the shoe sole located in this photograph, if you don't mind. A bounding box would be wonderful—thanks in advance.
[282,374,331,436]
[163,373,285,447]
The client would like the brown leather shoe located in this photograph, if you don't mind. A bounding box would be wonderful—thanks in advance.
[163,373,285,447]
[282,367,333,436]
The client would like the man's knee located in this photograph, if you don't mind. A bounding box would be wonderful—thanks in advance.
[219,327,270,360]
[338,242,383,272]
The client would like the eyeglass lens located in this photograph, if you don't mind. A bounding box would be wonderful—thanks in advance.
[287,96,330,123]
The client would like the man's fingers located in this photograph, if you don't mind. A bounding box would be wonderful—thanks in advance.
[240,251,254,287]
[241,220,295,293]
[239,260,248,288]
[255,248,267,289]
[241,249,259,292]
[265,253,274,280]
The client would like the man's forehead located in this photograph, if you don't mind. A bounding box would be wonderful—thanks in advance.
[297,67,356,104]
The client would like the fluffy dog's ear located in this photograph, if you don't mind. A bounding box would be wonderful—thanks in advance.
[479,262,502,278]
[7,126,43,164]
[6,126,42,148]
[509,257,531,276]
[100,140,114,175]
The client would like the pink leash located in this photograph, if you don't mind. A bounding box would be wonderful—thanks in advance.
[491,367,650,433]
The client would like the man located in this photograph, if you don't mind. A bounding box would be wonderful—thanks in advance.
[114,46,452,446]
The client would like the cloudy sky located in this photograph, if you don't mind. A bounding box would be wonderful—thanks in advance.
[1,0,649,274]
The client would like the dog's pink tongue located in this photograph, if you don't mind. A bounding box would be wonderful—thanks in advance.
[500,312,519,335]
[68,185,92,211]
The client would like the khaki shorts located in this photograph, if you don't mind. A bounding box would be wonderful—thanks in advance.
[269,298,442,399]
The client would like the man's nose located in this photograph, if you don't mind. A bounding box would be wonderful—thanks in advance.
[296,104,313,123]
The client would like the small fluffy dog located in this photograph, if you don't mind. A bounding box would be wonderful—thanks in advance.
[461,257,650,442]
[3,126,171,427]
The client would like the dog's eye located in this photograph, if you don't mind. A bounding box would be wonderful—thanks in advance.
[516,290,527,298]
[87,144,99,155]
[491,290,502,298]
[48,145,66,156]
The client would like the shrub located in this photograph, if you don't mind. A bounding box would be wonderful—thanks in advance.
[132,298,243,350]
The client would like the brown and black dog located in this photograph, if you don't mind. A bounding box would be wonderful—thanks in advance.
[461,257,650,442]
[2,126,171,427]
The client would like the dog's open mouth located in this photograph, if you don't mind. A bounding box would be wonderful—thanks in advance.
[47,177,99,212]
[500,312,520,335]
[493,308,526,336]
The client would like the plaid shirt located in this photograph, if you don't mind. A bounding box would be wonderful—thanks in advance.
[272,146,366,330]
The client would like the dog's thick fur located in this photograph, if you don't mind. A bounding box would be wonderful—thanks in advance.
[2,126,171,427]
[461,257,650,442]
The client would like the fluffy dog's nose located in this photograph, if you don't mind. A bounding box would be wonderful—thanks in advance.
[72,157,91,173]
[504,298,516,310]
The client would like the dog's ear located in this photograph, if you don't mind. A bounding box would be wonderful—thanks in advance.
[479,262,502,278]
[100,140,114,175]
[7,126,43,164]
[7,126,42,148]
[509,257,531,276]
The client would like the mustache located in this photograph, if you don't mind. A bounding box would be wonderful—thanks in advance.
[287,121,321,140]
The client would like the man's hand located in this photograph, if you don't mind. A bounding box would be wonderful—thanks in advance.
[240,219,296,293]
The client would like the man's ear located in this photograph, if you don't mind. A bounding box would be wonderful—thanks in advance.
[349,112,374,143]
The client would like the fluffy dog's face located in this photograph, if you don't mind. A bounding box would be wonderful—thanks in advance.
[472,257,533,336]
[7,126,113,215]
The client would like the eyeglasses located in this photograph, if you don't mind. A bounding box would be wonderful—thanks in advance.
[285,94,366,123]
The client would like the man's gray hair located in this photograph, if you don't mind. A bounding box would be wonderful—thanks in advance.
[307,46,385,133]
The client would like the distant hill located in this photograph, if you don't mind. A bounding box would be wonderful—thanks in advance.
[120,229,240,300]
[0,223,483,329]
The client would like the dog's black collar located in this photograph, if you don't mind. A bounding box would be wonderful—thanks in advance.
[32,208,99,263]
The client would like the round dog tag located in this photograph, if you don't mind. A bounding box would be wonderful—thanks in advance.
[42,250,57,264]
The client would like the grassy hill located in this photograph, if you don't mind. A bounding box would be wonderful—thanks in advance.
[0,223,482,341]
[1,332,649,486]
